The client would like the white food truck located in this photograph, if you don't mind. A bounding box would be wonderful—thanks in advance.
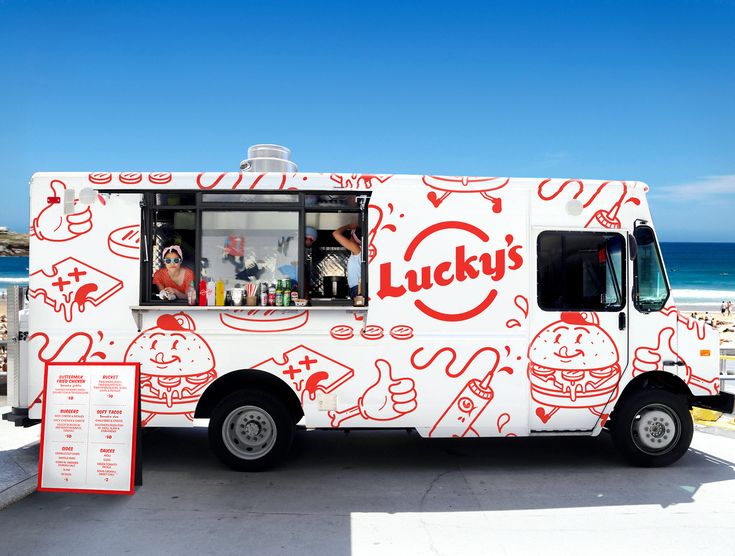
[4,145,733,470]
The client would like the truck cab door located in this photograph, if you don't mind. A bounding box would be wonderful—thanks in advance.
[529,229,629,431]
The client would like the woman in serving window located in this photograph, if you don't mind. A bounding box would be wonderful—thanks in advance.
[153,245,194,301]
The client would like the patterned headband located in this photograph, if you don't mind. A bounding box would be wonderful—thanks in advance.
[162,245,183,260]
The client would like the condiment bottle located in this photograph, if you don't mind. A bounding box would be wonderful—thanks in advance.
[215,278,225,306]
[199,279,207,306]
[275,280,283,307]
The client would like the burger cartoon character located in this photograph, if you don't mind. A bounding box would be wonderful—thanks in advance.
[124,312,217,426]
[527,312,621,424]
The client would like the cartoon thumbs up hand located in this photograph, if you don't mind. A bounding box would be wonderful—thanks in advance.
[328,359,418,427]
[359,359,418,421]
[31,180,93,242]
[632,327,675,375]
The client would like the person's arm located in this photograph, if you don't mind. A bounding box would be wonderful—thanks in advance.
[332,224,361,255]
[152,268,166,293]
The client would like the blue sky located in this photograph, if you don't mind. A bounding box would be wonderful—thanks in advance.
[1,0,733,241]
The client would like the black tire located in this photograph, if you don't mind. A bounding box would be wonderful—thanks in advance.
[208,390,294,471]
[610,389,693,467]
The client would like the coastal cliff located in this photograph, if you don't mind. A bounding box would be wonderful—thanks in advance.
[0,230,29,256]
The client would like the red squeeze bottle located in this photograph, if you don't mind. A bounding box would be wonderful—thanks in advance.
[199,279,207,306]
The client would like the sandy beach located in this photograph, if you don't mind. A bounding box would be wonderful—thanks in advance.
[682,308,735,349]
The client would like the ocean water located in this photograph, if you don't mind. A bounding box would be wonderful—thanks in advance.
[0,256,29,290]
[660,242,735,307]
[2,244,734,306]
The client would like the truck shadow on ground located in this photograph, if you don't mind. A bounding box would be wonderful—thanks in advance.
[141,426,734,513]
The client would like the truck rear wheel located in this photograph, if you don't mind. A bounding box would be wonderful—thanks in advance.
[208,390,294,471]
[611,389,692,467]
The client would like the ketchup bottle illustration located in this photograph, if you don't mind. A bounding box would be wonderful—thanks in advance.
[584,183,640,229]
[429,364,511,438]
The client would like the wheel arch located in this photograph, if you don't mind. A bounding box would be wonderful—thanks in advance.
[612,371,692,419]
[195,369,304,423]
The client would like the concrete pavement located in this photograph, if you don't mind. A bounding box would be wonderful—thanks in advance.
[1,424,735,555]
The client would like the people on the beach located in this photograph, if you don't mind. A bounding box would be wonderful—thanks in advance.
[722,301,727,315]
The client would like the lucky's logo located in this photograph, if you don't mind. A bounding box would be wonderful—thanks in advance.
[377,221,523,321]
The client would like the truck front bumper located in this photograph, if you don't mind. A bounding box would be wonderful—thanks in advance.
[692,391,735,414]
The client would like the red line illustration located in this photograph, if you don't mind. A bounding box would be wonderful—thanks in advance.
[410,346,502,379]
[31,180,94,243]
[360,325,384,340]
[367,202,402,263]
[661,305,707,341]
[528,312,621,424]
[632,327,718,395]
[537,179,641,230]
[219,309,309,333]
[252,345,355,404]
[196,172,244,190]
[29,257,124,323]
[107,224,140,260]
[30,330,109,363]
[328,359,417,427]
[422,176,509,212]
[88,173,112,185]
[389,325,414,340]
[506,294,529,329]
[148,172,172,185]
[124,313,217,426]
[329,325,355,340]
[429,349,512,437]
[330,174,392,189]
[119,172,142,185]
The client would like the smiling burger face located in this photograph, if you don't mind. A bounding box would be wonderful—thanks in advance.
[124,313,216,411]
[528,312,621,408]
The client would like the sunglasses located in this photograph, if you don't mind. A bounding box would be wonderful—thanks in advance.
[164,258,182,264]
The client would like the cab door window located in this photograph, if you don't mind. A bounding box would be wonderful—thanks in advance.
[537,231,626,312]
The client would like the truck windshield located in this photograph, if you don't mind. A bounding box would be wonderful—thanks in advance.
[633,226,669,312]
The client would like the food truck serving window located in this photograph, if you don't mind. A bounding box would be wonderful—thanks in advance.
[201,211,299,291]
[140,191,369,306]
[537,231,626,312]
[632,225,669,312]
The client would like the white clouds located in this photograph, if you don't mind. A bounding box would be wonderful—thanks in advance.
[651,174,735,200]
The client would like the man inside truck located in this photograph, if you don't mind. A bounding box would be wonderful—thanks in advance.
[332,222,362,299]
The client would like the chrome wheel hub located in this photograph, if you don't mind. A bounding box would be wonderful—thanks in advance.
[222,405,277,460]
[631,403,681,455]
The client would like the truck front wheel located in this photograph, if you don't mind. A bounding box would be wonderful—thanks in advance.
[611,389,693,467]
[208,390,294,471]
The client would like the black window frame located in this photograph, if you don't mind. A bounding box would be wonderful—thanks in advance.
[136,190,370,306]
[537,230,627,313]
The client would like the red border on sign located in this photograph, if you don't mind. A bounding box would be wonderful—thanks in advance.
[37,361,140,496]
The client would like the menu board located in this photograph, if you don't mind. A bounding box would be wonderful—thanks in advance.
[38,362,140,495]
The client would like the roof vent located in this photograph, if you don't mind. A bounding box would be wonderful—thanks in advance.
[240,144,297,172]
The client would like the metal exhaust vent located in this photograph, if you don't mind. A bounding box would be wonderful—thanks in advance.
[240,144,297,172]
